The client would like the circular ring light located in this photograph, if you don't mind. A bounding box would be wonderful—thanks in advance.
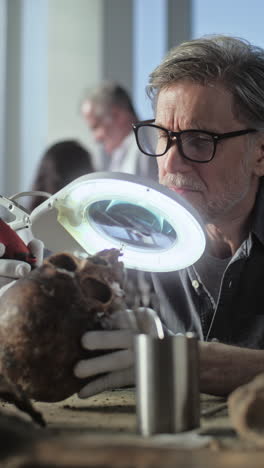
[31,172,206,272]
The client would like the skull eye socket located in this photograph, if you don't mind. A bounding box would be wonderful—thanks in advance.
[47,254,78,272]
[81,277,112,304]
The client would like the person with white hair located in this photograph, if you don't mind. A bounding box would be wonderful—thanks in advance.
[81,81,158,180]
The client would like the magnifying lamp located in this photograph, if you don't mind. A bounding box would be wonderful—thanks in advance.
[30,172,206,272]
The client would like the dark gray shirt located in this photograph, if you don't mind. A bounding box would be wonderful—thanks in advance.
[152,179,264,348]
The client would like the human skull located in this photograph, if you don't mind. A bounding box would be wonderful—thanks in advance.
[0,249,126,402]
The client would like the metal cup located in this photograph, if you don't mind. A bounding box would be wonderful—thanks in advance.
[134,332,200,436]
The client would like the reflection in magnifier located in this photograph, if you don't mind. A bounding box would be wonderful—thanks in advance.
[88,200,177,250]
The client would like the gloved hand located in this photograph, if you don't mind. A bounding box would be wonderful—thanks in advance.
[74,307,163,398]
[0,237,44,296]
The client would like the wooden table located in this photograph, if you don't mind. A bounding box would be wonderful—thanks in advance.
[1,389,263,467]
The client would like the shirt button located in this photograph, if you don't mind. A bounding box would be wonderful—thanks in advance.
[192,280,200,289]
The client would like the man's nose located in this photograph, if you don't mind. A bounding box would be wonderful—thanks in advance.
[163,140,190,173]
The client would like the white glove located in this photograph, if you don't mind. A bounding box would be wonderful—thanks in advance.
[74,307,163,398]
[0,237,44,296]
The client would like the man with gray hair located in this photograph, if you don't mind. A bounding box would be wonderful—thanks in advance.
[81,81,158,180]
[2,35,264,399]
[74,35,264,398]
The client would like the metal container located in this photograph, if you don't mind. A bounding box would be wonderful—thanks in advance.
[135,333,200,436]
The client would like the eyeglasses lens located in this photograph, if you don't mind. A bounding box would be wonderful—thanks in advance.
[137,125,214,162]
[181,132,214,161]
[137,126,165,156]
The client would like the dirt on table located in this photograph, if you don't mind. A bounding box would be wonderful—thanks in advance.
[0,391,264,468]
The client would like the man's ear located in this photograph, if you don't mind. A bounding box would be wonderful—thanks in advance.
[253,140,264,177]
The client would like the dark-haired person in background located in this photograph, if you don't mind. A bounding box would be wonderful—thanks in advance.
[0,139,94,294]
[29,140,94,211]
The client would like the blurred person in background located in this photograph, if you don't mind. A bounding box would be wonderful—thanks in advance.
[29,140,94,211]
[81,81,158,181]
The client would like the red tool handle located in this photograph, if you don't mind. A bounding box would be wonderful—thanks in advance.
[0,219,36,266]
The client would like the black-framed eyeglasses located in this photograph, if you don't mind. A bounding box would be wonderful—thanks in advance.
[132,119,257,163]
